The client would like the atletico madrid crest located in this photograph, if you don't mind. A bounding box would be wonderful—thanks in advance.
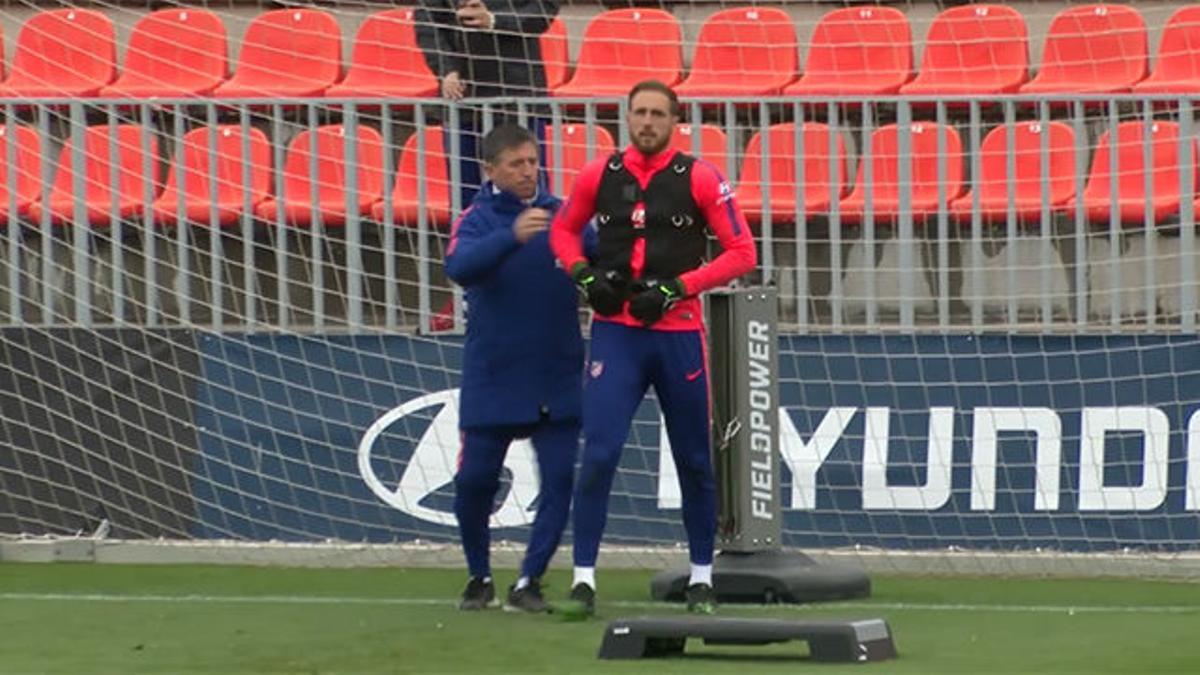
[589,360,604,378]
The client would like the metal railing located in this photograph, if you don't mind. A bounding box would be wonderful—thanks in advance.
[0,94,1195,333]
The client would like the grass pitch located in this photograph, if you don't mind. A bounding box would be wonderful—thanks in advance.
[3,562,1199,674]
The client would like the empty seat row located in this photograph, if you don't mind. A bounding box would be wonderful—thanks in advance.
[2,118,1194,233]
[565,3,1200,99]
[0,122,625,228]
[734,119,1197,229]
[9,4,1200,102]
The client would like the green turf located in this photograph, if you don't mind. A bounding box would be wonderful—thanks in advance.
[3,563,1199,674]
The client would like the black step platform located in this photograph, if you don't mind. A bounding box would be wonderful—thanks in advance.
[598,616,897,663]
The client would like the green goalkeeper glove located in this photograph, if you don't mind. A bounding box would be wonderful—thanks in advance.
[628,278,685,327]
[571,263,627,317]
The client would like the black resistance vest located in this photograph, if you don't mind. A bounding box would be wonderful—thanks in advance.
[592,151,708,283]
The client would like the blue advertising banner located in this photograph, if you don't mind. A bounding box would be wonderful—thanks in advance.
[191,333,1200,551]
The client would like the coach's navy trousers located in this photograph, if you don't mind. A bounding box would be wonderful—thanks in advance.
[573,320,716,568]
[455,418,578,580]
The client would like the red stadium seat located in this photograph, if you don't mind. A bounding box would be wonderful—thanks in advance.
[325,9,438,99]
[101,9,227,98]
[28,125,158,226]
[153,126,272,227]
[674,7,798,98]
[545,123,615,195]
[670,123,727,171]
[0,125,42,222]
[735,123,849,224]
[1133,6,1200,94]
[900,5,1028,98]
[1074,121,1193,226]
[255,125,385,227]
[371,126,452,228]
[215,9,341,98]
[783,7,911,97]
[541,17,569,92]
[951,121,1076,225]
[839,123,965,225]
[0,9,115,97]
[1020,4,1147,95]
[553,9,681,98]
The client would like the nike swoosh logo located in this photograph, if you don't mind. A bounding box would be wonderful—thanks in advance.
[685,368,703,382]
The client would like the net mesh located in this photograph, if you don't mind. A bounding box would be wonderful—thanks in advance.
[1,0,1199,577]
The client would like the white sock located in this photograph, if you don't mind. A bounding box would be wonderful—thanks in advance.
[514,576,530,590]
[689,564,713,587]
[573,566,596,590]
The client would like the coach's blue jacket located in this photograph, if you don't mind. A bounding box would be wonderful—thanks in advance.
[445,181,593,429]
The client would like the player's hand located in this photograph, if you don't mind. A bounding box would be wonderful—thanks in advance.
[628,278,685,327]
[456,0,494,29]
[513,208,551,243]
[441,72,465,100]
[571,263,626,317]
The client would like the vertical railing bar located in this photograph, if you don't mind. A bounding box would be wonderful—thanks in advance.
[1073,100,1089,327]
[759,100,773,284]
[239,105,255,327]
[272,103,289,329]
[863,102,878,326]
[1142,102,1156,327]
[794,101,808,331]
[897,101,915,329]
[206,103,223,330]
[38,105,53,324]
[585,101,596,168]
[307,103,324,327]
[549,103,564,198]
[1180,98,1196,331]
[688,101,701,157]
[417,104,431,332]
[382,103,397,330]
[936,100,949,329]
[482,102,495,138]
[107,102,123,324]
[173,105,190,324]
[4,104,19,323]
[69,101,90,326]
[448,103,462,218]
[1107,99,1121,327]
[1039,100,1053,327]
[344,103,363,328]
[968,100,983,331]
[139,103,157,327]
[723,100,736,186]
[828,101,843,329]
[1004,100,1017,324]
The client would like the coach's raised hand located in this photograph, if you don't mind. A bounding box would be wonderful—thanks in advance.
[513,207,551,244]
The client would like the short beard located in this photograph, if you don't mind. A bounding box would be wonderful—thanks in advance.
[633,134,671,156]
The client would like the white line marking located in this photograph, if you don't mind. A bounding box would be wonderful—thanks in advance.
[1,592,1197,615]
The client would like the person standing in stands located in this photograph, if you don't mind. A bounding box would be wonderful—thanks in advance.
[445,124,593,613]
[415,0,558,208]
[549,80,757,616]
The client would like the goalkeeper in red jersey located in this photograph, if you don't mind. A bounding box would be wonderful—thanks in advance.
[549,80,757,615]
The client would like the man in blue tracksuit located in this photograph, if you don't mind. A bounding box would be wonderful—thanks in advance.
[444,124,591,613]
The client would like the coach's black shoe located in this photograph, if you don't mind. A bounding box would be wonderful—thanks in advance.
[685,583,717,615]
[563,582,596,618]
[505,579,549,613]
[459,576,495,610]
